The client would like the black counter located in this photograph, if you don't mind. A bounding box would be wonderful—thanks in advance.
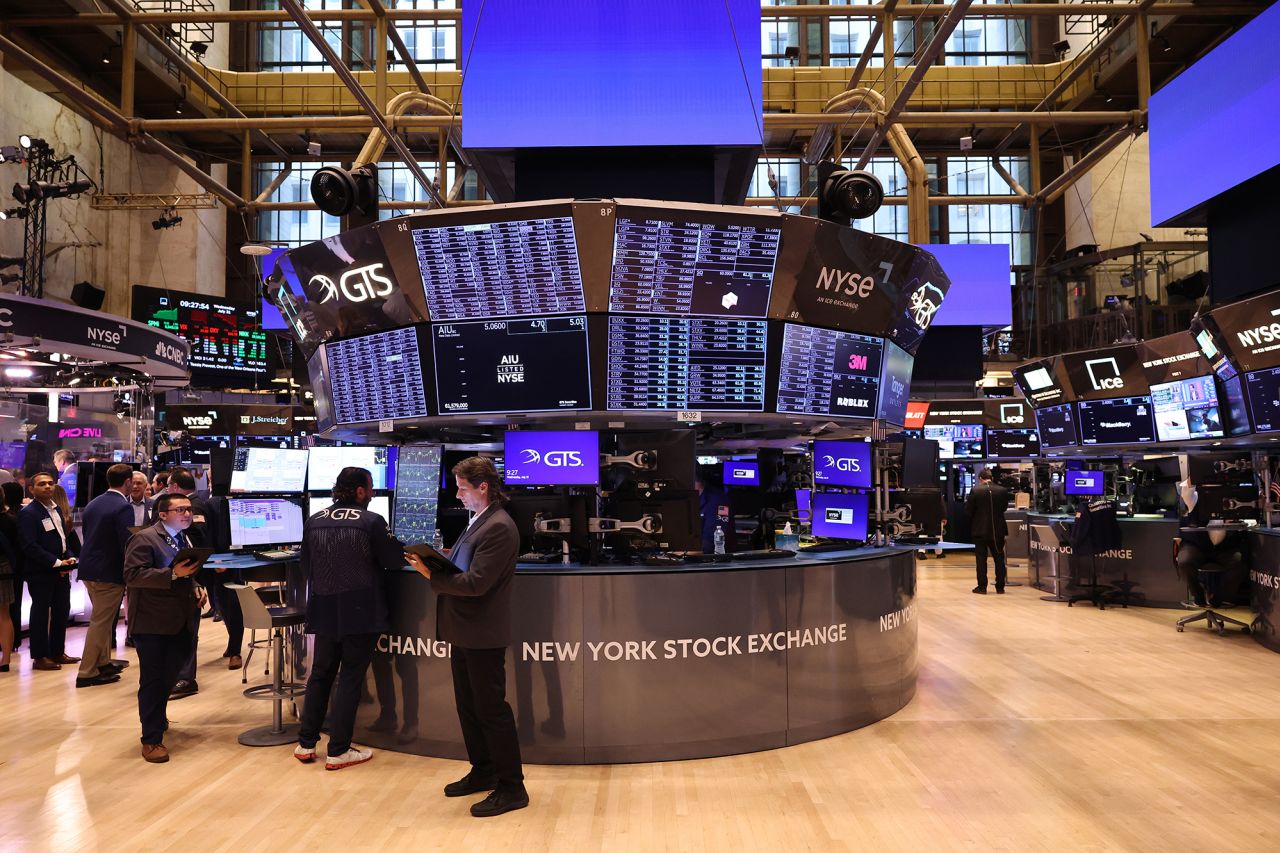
[356,547,919,764]
[1005,510,1029,559]
[1248,529,1280,654]
[1026,513,1185,607]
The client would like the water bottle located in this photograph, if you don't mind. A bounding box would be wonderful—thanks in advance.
[431,528,444,551]
[713,526,725,555]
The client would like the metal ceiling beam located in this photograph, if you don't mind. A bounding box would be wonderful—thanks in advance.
[278,0,444,208]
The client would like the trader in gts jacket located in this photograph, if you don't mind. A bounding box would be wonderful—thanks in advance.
[406,456,527,819]
[295,466,407,772]
[965,468,1011,594]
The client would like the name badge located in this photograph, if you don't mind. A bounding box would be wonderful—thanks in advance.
[193,515,206,524]
[42,518,55,532]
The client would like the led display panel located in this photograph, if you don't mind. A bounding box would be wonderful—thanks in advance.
[503,431,600,486]
[986,429,1041,459]
[923,424,985,459]
[1244,367,1280,432]
[912,243,1012,326]
[1221,373,1253,436]
[1061,345,1148,402]
[812,440,873,488]
[1036,404,1079,449]
[1013,359,1068,407]
[1076,396,1156,446]
[811,491,870,541]
[324,326,429,424]
[877,341,914,426]
[432,317,591,414]
[606,316,767,411]
[776,324,883,419]
[133,285,267,384]
[229,448,309,493]
[393,445,443,544]
[1149,375,1224,442]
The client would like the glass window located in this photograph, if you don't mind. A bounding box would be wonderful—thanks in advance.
[942,9,1029,66]
[748,158,803,212]
[257,0,363,72]
[389,0,458,71]
[827,1,915,67]
[945,156,1031,266]
[253,162,343,246]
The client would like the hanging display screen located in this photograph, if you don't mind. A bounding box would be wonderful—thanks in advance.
[1076,396,1157,446]
[393,445,443,544]
[986,429,1041,458]
[132,285,267,386]
[776,324,883,419]
[922,424,985,459]
[324,326,430,424]
[1149,375,1224,442]
[1036,404,1079,449]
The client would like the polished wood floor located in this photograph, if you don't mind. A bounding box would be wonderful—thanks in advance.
[3,557,1280,852]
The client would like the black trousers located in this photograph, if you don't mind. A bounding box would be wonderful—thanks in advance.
[133,629,191,745]
[299,632,378,757]
[26,573,70,660]
[8,571,23,649]
[198,567,244,657]
[973,536,1007,590]
[451,646,524,793]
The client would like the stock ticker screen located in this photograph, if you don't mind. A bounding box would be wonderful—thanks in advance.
[605,316,768,411]
[133,285,267,383]
[412,216,586,321]
[392,445,443,544]
[609,216,780,317]
[776,324,883,419]
[1076,396,1157,446]
[432,317,592,414]
[324,326,429,424]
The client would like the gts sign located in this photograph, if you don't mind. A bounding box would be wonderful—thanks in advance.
[521,449,584,468]
[310,263,394,304]
[821,455,863,472]
[319,508,365,521]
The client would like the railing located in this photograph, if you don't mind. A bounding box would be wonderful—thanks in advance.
[134,0,215,79]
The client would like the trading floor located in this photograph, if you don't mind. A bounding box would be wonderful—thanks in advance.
[3,556,1278,853]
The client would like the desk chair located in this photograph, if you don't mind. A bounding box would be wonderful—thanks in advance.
[228,584,307,746]
[1174,540,1251,635]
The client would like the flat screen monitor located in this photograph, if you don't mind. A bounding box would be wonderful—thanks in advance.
[228,498,305,549]
[1220,373,1252,436]
[1036,404,1079,449]
[722,459,759,486]
[795,488,811,518]
[393,445,443,544]
[503,431,600,486]
[412,215,585,321]
[132,285,268,386]
[325,326,429,424]
[811,491,870,541]
[1064,470,1105,496]
[615,430,696,491]
[776,324,883,419]
[432,316,591,414]
[229,447,308,493]
[812,440,873,488]
[985,429,1041,459]
[609,211,780,318]
[922,424,984,459]
[1244,367,1280,432]
[913,243,1012,326]
[605,316,767,411]
[1150,375,1224,442]
[877,340,914,426]
[1076,396,1156,446]
[307,446,394,491]
[309,495,391,522]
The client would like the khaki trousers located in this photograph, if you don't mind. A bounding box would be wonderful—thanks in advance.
[78,581,125,678]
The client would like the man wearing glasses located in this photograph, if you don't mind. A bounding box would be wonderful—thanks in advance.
[124,493,206,763]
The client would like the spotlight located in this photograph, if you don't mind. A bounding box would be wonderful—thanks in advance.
[816,161,884,225]
[18,135,47,151]
[0,208,27,221]
[310,164,377,217]
[11,183,34,204]
[101,47,112,65]
[152,208,183,230]
[1155,35,1172,54]
[189,41,208,58]
[3,367,34,379]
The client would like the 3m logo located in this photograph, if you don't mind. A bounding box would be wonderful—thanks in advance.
[1000,404,1025,425]
[849,354,868,371]
[310,263,394,304]
[521,449,583,467]
[1085,357,1124,391]
[908,283,944,330]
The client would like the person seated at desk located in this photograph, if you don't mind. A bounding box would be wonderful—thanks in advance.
[1176,526,1250,607]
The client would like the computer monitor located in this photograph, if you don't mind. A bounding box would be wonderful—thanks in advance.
[1187,451,1255,488]
[811,491,870,541]
[393,445,443,544]
[229,447,309,493]
[723,459,760,486]
[1063,470,1104,496]
[308,495,391,522]
[1076,396,1156,446]
[603,492,701,552]
[1036,403,1079,449]
[812,439,873,488]
[506,489,591,553]
[503,431,600,486]
[887,489,944,538]
[922,424,985,459]
[227,498,305,549]
[1190,484,1261,523]
[307,445,394,491]
[795,488,811,520]
[613,430,697,491]
[1150,375,1223,442]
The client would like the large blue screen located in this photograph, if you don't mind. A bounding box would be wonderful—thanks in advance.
[915,244,1011,326]
[1149,3,1280,225]
[462,0,762,148]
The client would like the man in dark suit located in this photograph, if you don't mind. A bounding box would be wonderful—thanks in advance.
[18,471,82,670]
[128,471,154,528]
[75,463,136,688]
[124,493,204,763]
[407,456,526,818]
[965,468,1011,594]
[295,466,407,770]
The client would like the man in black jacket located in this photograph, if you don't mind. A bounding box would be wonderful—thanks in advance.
[18,472,82,669]
[407,456,526,818]
[965,468,1011,594]
[295,466,406,771]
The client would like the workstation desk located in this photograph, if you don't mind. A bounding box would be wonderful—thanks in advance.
[354,546,919,765]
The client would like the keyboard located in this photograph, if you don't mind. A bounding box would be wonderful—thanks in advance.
[798,540,864,553]
[253,549,299,561]
[518,552,560,564]
[639,554,685,567]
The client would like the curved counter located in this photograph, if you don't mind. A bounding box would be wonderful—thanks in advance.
[1248,529,1280,654]
[354,547,919,764]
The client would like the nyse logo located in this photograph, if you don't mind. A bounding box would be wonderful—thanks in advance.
[496,354,524,384]
[825,507,854,524]
[821,454,863,473]
[310,263,394,304]
[1085,357,1124,391]
[87,324,126,346]
[909,283,944,330]
[1000,404,1025,425]
[815,267,876,299]
[521,449,583,468]
[1236,323,1280,350]
[182,415,214,428]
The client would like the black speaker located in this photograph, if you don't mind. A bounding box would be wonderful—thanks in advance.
[70,281,105,310]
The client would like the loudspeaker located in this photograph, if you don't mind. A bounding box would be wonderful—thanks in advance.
[70,281,106,310]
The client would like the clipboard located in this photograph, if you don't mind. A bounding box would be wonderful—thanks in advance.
[404,543,462,576]
[170,547,215,569]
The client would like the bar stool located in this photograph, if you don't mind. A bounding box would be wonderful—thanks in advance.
[1030,524,1069,602]
[228,584,307,746]
[241,584,288,684]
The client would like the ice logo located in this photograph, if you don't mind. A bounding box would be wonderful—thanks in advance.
[909,283,944,330]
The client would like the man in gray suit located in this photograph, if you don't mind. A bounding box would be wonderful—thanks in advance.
[406,456,526,818]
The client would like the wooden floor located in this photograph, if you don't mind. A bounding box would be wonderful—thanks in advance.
[3,557,1280,852]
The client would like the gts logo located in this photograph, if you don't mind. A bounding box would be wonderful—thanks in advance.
[521,449,583,468]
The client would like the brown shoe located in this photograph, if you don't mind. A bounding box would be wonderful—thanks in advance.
[32,657,62,671]
[55,654,81,665]
[141,743,170,763]
[227,655,243,670]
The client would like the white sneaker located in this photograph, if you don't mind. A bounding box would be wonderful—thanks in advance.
[325,747,373,771]
[294,744,317,763]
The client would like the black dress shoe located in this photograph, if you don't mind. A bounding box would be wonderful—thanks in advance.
[76,672,122,688]
[108,659,129,669]
[996,587,1006,594]
[169,679,198,699]
[972,586,987,594]
[444,772,499,798]
[470,788,529,818]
